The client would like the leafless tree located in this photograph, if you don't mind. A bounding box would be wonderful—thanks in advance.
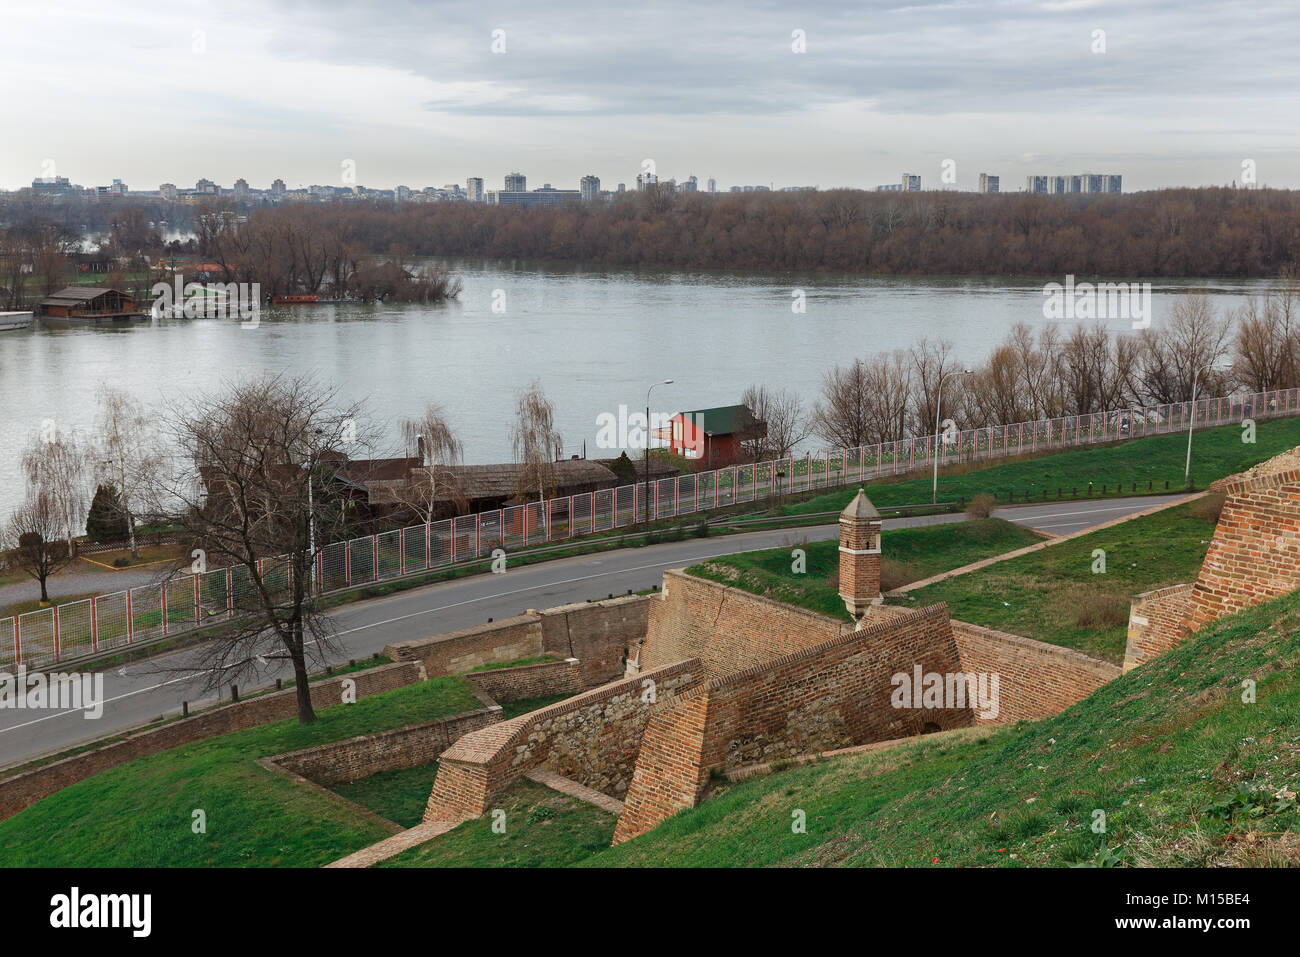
[739,385,807,461]
[156,375,363,724]
[511,380,562,502]
[907,337,959,434]
[810,359,873,449]
[396,403,467,523]
[1133,293,1233,404]
[22,428,88,559]
[92,385,164,557]
[1233,266,1300,392]
[6,492,77,603]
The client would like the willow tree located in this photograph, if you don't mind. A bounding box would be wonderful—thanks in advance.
[511,380,562,503]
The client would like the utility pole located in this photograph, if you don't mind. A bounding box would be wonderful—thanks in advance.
[645,379,673,524]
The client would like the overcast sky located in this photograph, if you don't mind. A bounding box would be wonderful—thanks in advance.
[3,0,1297,193]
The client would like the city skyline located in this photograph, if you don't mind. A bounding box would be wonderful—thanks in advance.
[3,0,1299,193]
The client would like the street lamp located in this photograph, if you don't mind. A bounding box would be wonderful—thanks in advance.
[304,427,323,593]
[645,379,674,525]
[1185,360,1229,488]
[932,368,973,505]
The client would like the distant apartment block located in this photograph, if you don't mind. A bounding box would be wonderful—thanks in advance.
[492,184,581,208]
[901,173,921,191]
[636,171,658,189]
[466,177,485,202]
[1030,173,1122,195]
[875,183,903,192]
[579,175,601,202]
[707,177,716,193]
[683,175,698,192]
[978,173,1000,193]
[503,172,526,192]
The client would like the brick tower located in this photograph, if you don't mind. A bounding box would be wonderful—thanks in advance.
[838,487,883,618]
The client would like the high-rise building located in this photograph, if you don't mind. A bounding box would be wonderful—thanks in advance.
[683,175,698,192]
[636,171,658,190]
[503,172,526,192]
[1026,175,1049,194]
[492,184,581,208]
[466,177,485,202]
[707,177,716,193]
[978,173,1000,194]
[1106,174,1122,193]
[1048,175,1067,195]
[233,178,249,197]
[579,174,601,202]
[901,173,921,191]
[270,178,286,197]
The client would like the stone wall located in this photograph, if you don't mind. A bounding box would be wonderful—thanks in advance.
[1124,584,1195,672]
[0,661,424,823]
[638,569,851,676]
[538,596,648,686]
[1121,467,1300,670]
[464,658,585,704]
[423,659,700,821]
[614,604,968,844]
[268,704,501,786]
[1183,470,1300,634]
[951,620,1121,722]
[385,595,647,686]
[384,615,543,675]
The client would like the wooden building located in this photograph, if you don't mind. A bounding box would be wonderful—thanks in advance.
[38,287,144,321]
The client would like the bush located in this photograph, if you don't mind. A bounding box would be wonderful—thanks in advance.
[1190,490,1227,524]
[1073,591,1130,628]
[966,493,996,519]
[880,558,924,591]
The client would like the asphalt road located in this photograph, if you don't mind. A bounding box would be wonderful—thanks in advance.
[0,494,1180,769]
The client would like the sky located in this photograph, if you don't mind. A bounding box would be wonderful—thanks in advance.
[2,0,1298,193]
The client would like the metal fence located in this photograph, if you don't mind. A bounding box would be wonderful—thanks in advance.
[3,387,1295,671]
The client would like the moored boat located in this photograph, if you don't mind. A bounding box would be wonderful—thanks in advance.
[0,311,34,331]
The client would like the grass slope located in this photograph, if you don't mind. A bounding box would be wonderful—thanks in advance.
[585,588,1300,868]
[687,518,1043,619]
[0,677,482,867]
[381,780,616,868]
[783,416,1300,515]
[901,499,1221,662]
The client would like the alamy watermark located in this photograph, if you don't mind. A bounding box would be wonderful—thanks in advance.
[151,274,261,326]
[890,665,1000,720]
[1042,275,1151,329]
[0,666,105,719]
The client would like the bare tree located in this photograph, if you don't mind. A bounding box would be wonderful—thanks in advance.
[511,380,562,502]
[1233,266,1300,392]
[1133,293,1232,404]
[92,385,164,557]
[908,337,959,434]
[810,359,873,450]
[861,352,913,445]
[22,428,88,559]
[396,403,466,523]
[157,375,362,724]
[739,385,807,461]
[7,492,77,603]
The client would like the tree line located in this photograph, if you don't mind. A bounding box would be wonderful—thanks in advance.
[195,186,1300,277]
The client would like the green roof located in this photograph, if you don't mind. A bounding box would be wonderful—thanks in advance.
[675,405,762,435]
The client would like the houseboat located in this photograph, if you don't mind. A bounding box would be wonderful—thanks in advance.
[38,287,146,322]
[0,311,34,331]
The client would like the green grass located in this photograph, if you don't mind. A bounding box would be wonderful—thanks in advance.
[334,760,441,828]
[381,780,617,868]
[331,692,579,826]
[899,499,1220,662]
[583,587,1300,868]
[783,416,1300,515]
[0,676,483,867]
[468,655,559,672]
[686,518,1044,619]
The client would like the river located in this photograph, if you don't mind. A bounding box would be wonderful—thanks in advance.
[0,260,1274,519]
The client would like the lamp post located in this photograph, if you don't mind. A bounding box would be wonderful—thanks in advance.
[1185,360,1229,489]
[932,368,973,505]
[304,428,323,594]
[645,379,673,525]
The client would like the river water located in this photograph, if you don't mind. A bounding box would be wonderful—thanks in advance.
[0,259,1273,519]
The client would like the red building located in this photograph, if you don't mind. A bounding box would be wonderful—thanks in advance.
[656,405,766,468]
